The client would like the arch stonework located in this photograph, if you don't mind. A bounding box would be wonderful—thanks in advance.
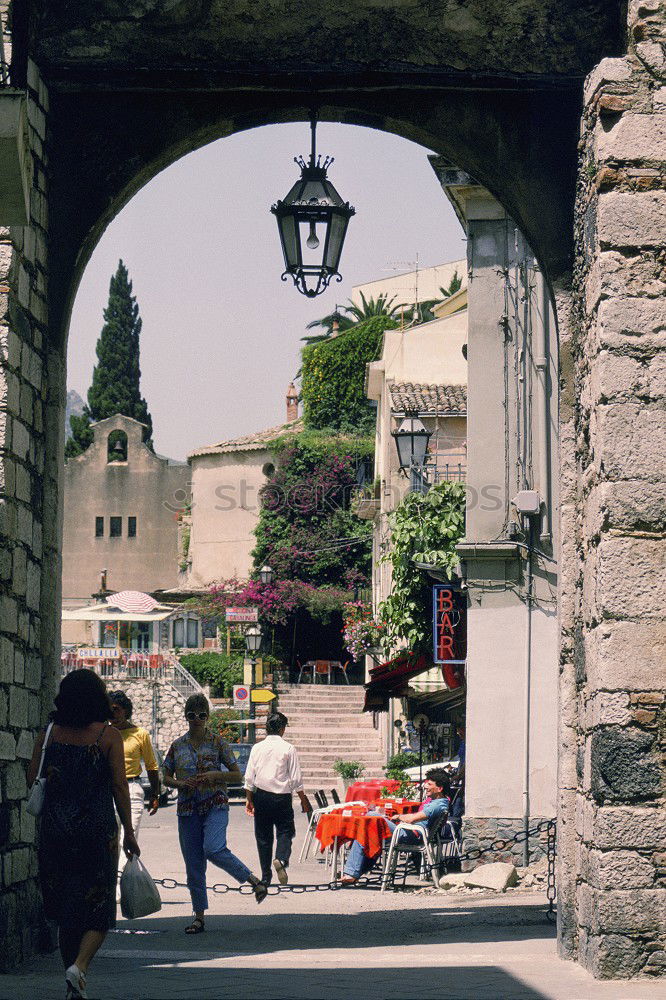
[0,0,664,979]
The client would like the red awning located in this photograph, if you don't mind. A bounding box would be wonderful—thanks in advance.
[363,652,432,712]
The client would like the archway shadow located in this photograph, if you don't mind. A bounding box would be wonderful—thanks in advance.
[118,903,556,955]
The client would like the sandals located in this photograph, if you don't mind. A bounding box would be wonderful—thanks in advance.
[184,917,205,934]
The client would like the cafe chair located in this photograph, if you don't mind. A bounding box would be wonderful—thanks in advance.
[438,818,463,865]
[314,659,331,684]
[336,660,351,685]
[298,793,338,862]
[330,789,341,804]
[296,659,313,684]
[380,814,448,892]
[317,790,329,807]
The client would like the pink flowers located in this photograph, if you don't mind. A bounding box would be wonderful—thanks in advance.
[342,602,387,660]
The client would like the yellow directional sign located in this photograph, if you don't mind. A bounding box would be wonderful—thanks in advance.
[251,688,277,704]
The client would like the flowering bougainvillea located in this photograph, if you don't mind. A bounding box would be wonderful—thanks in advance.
[194,577,354,628]
[341,602,389,660]
[252,431,373,589]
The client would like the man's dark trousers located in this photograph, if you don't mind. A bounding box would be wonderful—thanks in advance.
[253,788,296,884]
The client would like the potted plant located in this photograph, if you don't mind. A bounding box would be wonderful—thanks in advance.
[333,759,365,792]
[342,603,387,660]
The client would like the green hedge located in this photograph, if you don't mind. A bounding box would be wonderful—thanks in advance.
[178,652,243,698]
[301,315,397,431]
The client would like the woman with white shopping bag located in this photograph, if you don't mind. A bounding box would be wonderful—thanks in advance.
[163,693,268,935]
[27,669,140,1000]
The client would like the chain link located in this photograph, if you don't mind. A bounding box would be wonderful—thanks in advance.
[151,819,556,903]
[546,819,557,922]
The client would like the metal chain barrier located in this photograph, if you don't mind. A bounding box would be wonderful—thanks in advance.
[149,818,556,911]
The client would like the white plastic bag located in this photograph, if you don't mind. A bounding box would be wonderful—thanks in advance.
[119,856,162,919]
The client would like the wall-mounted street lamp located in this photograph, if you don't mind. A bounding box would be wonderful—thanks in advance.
[271,116,355,298]
[391,414,432,493]
[258,565,274,585]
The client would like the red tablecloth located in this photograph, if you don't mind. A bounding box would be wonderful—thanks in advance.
[316,811,392,859]
[345,779,401,804]
[378,798,420,816]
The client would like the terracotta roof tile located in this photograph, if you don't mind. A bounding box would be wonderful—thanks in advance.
[189,418,304,459]
[389,382,467,415]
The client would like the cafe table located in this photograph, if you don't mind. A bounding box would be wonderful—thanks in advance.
[378,798,421,817]
[345,779,401,804]
[315,806,393,880]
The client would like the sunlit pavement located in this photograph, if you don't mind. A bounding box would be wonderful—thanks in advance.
[4,802,666,1000]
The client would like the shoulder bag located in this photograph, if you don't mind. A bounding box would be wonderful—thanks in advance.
[26,721,54,816]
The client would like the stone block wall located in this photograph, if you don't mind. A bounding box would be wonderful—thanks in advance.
[0,60,57,971]
[559,0,666,979]
[108,677,189,755]
[462,816,550,871]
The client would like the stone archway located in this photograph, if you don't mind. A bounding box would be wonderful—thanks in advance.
[1,0,664,981]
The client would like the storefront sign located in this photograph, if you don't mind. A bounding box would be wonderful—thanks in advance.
[432,584,466,667]
[225,607,259,623]
[78,647,120,659]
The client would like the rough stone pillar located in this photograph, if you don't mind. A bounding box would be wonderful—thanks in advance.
[561,0,666,977]
[0,60,57,969]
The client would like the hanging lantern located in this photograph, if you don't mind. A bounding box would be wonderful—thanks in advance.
[271,117,355,298]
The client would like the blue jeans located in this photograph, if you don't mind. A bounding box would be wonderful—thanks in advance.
[343,819,423,879]
[178,807,253,912]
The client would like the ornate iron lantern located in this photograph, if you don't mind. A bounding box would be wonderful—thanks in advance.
[391,414,432,472]
[245,625,263,655]
[271,118,355,298]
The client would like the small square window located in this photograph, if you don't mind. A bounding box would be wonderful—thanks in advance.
[110,516,122,538]
[128,516,137,538]
[95,517,104,537]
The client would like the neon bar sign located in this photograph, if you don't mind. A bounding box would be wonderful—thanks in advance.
[432,584,466,666]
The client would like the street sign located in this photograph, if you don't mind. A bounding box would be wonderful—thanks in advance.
[226,607,259,623]
[233,684,250,708]
[250,688,277,704]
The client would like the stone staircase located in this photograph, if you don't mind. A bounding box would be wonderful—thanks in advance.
[275,684,386,792]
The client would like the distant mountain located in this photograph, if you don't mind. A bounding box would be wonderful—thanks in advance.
[65,390,85,440]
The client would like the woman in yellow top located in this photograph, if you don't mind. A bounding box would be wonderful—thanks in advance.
[109,691,160,843]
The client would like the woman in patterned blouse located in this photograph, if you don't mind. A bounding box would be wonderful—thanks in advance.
[163,693,267,933]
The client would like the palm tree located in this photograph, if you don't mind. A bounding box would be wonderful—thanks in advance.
[344,291,404,323]
[400,269,464,326]
[301,308,355,345]
[302,292,405,345]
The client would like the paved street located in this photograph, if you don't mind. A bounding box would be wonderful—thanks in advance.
[3,802,666,1000]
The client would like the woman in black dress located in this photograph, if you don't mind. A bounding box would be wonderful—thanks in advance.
[28,669,140,1000]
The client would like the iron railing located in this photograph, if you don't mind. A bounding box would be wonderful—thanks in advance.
[60,649,204,697]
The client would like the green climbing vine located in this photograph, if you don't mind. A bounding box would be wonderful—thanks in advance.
[379,482,466,653]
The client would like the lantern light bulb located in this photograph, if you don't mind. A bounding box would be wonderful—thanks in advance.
[306,222,320,250]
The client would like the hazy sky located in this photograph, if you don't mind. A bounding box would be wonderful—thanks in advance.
[67,122,465,460]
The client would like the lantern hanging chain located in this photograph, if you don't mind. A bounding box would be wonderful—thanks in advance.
[310,111,317,167]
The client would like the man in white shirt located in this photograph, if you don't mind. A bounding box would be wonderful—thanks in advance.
[245,712,311,885]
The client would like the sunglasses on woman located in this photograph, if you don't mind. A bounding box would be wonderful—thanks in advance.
[186,711,208,721]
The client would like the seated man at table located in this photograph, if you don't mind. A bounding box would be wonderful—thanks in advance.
[340,769,451,884]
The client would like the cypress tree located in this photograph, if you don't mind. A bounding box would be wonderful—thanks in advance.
[66,260,153,457]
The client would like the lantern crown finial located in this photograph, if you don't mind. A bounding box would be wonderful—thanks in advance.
[271,117,355,298]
